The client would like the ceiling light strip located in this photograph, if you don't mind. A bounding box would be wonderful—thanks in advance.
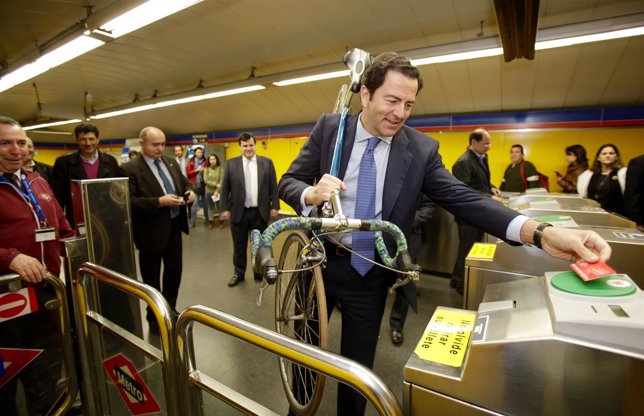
[23,119,82,131]
[99,0,203,38]
[91,85,265,119]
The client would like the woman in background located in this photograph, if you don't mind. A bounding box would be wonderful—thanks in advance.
[204,154,224,229]
[578,144,627,215]
[187,146,208,228]
[556,144,589,193]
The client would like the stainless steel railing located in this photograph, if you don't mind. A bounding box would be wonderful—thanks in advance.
[177,305,403,416]
[0,273,78,416]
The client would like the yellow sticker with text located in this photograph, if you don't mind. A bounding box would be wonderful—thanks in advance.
[414,307,477,367]
[466,243,497,260]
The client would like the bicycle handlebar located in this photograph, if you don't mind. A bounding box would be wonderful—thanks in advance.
[251,216,421,288]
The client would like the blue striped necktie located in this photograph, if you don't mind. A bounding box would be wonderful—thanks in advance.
[351,137,380,276]
[154,159,179,218]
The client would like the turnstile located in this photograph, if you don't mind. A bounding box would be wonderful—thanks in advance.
[403,273,644,415]
[512,201,635,228]
[466,225,643,310]
[507,193,599,209]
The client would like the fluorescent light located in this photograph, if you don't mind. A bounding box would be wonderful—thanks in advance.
[99,0,203,38]
[92,85,265,119]
[23,119,82,130]
[26,130,73,135]
[38,36,104,68]
[0,35,104,93]
[536,26,644,50]
[273,70,350,87]
[412,48,503,66]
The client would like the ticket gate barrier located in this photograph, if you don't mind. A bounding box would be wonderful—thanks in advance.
[512,201,635,228]
[75,262,403,415]
[403,273,644,415]
[0,273,78,415]
[75,263,180,415]
[506,193,599,209]
[466,225,644,310]
[177,305,402,416]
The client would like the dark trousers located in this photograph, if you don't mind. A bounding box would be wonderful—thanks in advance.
[230,208,267,277]
[389,288,409,331]
[452,222,485,286]
[138,218,183,319]
[324,244,390,416]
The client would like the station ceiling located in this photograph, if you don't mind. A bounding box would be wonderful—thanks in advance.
[1,0,643,143]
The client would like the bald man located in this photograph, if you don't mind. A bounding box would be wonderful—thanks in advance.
[23,137,53,183]
[118,126,195,335]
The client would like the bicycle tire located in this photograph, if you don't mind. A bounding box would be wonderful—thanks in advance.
[276,230,328,416]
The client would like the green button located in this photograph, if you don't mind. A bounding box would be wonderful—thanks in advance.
[551,271,636,297]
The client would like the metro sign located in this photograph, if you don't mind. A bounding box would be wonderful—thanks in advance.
[103,353,161,415]
[0,287,39,323]
[0,347,44,388]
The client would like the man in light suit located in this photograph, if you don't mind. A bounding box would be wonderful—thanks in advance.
[51,123,120,229]
[119,126,195,334]
[451,128,502,294]
[279,52,611,416]
[220,132,279,287]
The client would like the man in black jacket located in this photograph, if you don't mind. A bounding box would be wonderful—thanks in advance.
[51,123,119,228]
[451,128,501,294]
[119,126,194,334]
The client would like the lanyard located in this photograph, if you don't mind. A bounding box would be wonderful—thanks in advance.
[1,171,48,226]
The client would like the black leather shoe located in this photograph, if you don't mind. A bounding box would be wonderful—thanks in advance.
[391,330,403,346]
[227,275,244,287]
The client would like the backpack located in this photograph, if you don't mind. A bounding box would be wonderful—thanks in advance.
[520,161,549,191]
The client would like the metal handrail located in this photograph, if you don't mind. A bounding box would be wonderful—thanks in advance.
[75,263,180,415]
[0,273,78,416]
[176,305,403,416]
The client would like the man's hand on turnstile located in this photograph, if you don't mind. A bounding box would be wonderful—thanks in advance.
[9,253,47,283]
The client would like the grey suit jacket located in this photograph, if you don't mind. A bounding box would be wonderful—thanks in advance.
[118,155,193,253]
[279,113,519,244]
[219,155,280,223]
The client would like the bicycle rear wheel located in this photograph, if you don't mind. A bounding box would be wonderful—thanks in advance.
[276,230,328,416]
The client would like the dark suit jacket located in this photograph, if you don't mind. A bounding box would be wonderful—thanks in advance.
[625,154,644,225]
[52,150,120,227]
[280,113,519,243]
[30,160,54,183]
[118,155,193,253]
[220,155,280,223]
[452,148,494,195]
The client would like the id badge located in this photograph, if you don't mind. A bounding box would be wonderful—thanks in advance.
[35,227,57,242]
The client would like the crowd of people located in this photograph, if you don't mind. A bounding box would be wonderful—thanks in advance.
[1,51,642,416]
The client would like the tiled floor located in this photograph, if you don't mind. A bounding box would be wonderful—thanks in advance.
[150,217,463,415]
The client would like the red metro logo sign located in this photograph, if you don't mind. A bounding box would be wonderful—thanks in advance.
[103,353,161,415]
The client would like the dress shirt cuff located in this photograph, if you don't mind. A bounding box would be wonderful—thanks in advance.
[299,186,314,216]
[506,215,530,243]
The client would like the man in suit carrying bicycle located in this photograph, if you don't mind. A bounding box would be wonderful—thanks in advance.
[279,51,612,416]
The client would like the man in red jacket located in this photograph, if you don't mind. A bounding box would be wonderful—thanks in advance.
[0,116,75,415]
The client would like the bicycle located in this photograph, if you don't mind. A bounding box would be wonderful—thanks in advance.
[251,189,420,415]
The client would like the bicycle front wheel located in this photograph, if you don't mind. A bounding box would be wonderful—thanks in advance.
[275,230,328,416]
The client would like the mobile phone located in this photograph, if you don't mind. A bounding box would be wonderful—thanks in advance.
[183,193,190,202]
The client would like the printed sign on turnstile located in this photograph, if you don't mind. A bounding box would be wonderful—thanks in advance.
[0,348,44,388]
[414,307,477,367]
[0,287,39,323]
[103,353,161,415]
